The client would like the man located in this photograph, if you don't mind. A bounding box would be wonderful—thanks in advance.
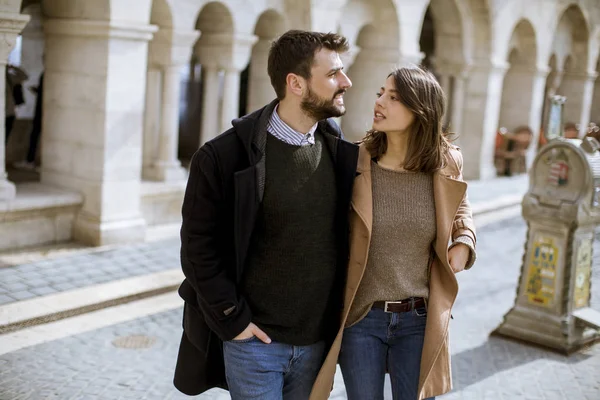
[173,30,358,399]
[5,64,28,145]
[13,71,43,170]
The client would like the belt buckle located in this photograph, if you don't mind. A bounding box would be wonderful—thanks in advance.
[384,300,402,313]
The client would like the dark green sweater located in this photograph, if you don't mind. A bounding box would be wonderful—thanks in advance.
[242,131,338,345]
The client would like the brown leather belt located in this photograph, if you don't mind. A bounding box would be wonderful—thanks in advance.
[372,298,426,313]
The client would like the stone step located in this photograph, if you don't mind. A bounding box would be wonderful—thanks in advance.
[0,268,183,335]
[0,183,83,252]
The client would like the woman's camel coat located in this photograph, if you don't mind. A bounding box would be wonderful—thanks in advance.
[310,143,477,400]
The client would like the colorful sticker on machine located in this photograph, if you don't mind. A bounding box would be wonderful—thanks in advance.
[573,239,592,309]
[547,150,569,186]
[526,235,558,307]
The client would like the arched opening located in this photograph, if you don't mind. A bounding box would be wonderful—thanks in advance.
[495,19,537,176]
[141,0,180,181]
[178,1,235,159]
[420,0,467,132]
[498,20,537,130]
[553,4,590,136]
[338,0,400,142]
[246,10,287,114]
[5,1,45,181]
[591,58,600,125]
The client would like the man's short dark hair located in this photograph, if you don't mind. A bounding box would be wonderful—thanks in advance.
[267,30,349,100]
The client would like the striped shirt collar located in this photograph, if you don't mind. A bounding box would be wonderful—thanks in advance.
[267,104,318,146]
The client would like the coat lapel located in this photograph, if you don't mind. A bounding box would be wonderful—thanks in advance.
[350,146,373,235]
[432,172,467,270]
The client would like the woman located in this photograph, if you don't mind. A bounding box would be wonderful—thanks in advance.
[308,66,476,400]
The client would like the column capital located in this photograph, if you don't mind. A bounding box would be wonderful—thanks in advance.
[470,58,510,74]
[355,48,402,64]
[195,33,258,70]
[340,45,361,69]
[44,19,158,41]
[0,14,31,60]
[149,28,201,68]
[436,63,471,78]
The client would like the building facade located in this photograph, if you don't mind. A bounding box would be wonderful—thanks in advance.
[1,0,600,250]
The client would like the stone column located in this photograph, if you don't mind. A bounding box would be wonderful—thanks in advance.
[248,38,274,113]
[42,19,157,245]
[200,65,220,144]
[145,29,199,181]
[0,14,31,200]
[451,69,469,139]
[19,4,44,120]
[439,73,451,98]
[342,48,402,142]
[526,66,550,165]
[196,33,256,143]
[220,67,241,132]
[560,71,589,133]
[152,64,186,181]
[142,67,161,180]
[0,63,15,200]
[460,60,509,179]
[578,72,598,136]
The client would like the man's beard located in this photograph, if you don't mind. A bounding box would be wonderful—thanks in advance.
[301,86,346,121]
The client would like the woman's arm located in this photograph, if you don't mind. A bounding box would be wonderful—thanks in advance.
[448,149,477,270]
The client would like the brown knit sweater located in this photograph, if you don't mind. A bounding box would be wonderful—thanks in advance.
[347,161,437,326]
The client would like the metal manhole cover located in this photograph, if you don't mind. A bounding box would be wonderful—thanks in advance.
[112,335,157,349]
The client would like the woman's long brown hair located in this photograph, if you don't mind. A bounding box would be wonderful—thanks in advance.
[361,66,450,172]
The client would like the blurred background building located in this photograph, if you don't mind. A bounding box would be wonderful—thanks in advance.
[1,0,600,251]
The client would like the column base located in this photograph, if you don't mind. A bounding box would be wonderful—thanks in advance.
[143,162,187,182]
[73,212,146,247]
[0,179,16,200]
[492,305,600,355]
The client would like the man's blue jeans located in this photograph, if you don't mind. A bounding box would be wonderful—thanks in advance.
[223,336,325,400]
[339,307,434,400]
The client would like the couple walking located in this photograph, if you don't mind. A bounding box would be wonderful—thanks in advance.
[173,30,476,400]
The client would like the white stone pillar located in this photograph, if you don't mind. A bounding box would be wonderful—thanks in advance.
[142,67,161,180]
[196,33,256,143]
[560,72,589,133]
[220,67,241,132]
[42,19,157,246]
[151,64,187,181]
[19,4,45,120]
[439,73,451,98]
[248,39,275,113]
[451,70,468,138]
[0,63,15,200]
[0,14,31,200]
[526,67,550,165]
[579,72,598,137]
[460,61,509,179]
[200,65,220,144]
[145,29,199,180]
[343,48,402,142]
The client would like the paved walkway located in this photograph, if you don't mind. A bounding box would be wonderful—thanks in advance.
[0,215,598,400]
[0,238,180,305]
[0,174,528,307]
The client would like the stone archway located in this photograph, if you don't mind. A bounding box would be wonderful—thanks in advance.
[246,10,287,114]
[591,58,600,125]
[338,0,400,142]
[443,0,493,179]
[498,20,537,132]
[420,0,469,135]
[4,2,44,167]
[553,4,591,136]
[191,2,256,145]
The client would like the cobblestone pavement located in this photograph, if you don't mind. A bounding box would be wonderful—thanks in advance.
[1,215,599,399]
[0,238,180,305]
[0,174,528,307]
